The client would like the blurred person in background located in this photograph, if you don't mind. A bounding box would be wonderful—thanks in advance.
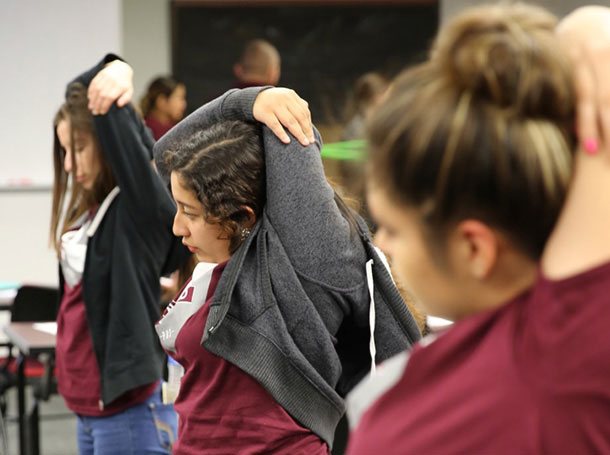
[141,76,187,140]
[233,39,281,89]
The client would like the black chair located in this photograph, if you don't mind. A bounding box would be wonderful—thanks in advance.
[0,284,60,454]
[0,285,58,417]
[10,285,58,323]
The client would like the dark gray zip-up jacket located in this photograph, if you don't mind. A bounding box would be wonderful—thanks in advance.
[57,57,189,407]
[154,87,421,447]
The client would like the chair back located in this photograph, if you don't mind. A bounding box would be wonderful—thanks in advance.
[11,285,58,322]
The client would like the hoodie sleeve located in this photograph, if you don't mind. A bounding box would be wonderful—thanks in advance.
[69,55,191,271]
[67,56,166,223]
[155,86,365,287]
[260,127,365,288]
[90,104,164,223]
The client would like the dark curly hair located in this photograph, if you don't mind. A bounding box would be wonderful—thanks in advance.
[163,120,266,254]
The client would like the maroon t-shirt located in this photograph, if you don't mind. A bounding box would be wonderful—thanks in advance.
[56,280,158,416]
[347,261,610,454]
[171,263,329,455]
[144,115,175,141]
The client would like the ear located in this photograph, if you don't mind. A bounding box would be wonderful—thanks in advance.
[240,205,257,229]
[155,94,169,111]
[233,63,244,80]
[452,219,499,279]
[268,67,280,85]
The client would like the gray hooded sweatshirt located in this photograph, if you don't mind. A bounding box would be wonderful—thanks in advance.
[153,87,421,448]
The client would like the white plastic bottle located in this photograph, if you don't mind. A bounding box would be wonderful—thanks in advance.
[162,355,184,404]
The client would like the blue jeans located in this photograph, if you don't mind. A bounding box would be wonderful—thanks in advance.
[76,385,177,455]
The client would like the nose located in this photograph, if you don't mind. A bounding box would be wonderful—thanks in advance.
[172,211,188,238]
[64,150,72,173]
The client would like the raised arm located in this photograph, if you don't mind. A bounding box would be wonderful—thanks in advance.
[91,103,164,221]
[69,54,133,115]
[82,57,314,150]
[154,87,314,184]
[542,6,610,278]
[255,93,364,286]
[556,6,610,156]
[68,56,163,221]
[153,88,259,184]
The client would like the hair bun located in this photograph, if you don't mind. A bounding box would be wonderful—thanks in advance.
[432,3,572,118]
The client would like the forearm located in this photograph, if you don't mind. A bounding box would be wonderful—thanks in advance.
[542,152,610,278]
[93,105,162,215]
[543,5,610,278]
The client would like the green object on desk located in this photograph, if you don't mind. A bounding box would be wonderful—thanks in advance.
[0,281,19,291]
[321,140,367,162]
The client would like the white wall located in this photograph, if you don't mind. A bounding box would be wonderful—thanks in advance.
[122,0,171,105]
[0,0,121,187]
[0,192,58,285]
[0,0,121,285]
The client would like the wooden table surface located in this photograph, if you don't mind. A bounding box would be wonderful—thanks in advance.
[3,322,56,356]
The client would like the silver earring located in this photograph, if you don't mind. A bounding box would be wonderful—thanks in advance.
[240,227,251,241]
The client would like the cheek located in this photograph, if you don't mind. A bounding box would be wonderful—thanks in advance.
[390,242,416,285]
[90,150,102,173]
[171,99,185,115]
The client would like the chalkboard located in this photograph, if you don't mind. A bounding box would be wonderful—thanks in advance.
[172,2,439,124]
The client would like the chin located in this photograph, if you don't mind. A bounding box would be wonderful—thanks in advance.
[80,180,93,191]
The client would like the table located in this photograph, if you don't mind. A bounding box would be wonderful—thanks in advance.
[4,322,56,455]
[0,288,17,311]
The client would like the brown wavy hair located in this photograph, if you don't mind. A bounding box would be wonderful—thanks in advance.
[163,119,361,255]
[162,120,266,254]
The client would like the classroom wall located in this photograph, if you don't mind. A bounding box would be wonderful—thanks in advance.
[0,0,121,286]
[122,0,172,104]
[0,0,121,187]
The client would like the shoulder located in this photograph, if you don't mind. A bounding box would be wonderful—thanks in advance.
[346,350,411,430]
[522,261,610,382]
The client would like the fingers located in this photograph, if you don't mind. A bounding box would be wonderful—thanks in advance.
[253,88,315,146]
[117,87,134,108]
[291,94,314,144]
[86,60,134,115]
[87,74,105,115]
[276,106,309,145]
[88,74,116,115]
[264,114,291,144]
[593,47,610,154]
[284,91,314,145]
[557,7,610,156]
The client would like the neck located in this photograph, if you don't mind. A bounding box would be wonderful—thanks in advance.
[459,249,537,319]
[238,74,273,86]
[149,108,172,125]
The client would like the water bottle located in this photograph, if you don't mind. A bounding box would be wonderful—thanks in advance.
[162,355,184,404]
